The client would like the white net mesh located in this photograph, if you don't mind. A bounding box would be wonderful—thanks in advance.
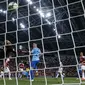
[0,0,85,85]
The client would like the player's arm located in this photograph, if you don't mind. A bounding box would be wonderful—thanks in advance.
[80,57,85,65]
[29,49,34,55]
[80,57,83,65]
[30,48,41,56]
[82,61,85,65]
[3,59,6,67]
[18,63,21,68]
[82,62,85,65]
[38,48,42,56]
[4,58,10,67]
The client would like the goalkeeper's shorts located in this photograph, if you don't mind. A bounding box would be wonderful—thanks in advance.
[81,65,85,70]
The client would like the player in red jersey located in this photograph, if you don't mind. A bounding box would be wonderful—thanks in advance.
[18,61,24,78]
[80,52,85,80]
[4,57,12,80]
[19,61,24,72]
[1,40,15,80]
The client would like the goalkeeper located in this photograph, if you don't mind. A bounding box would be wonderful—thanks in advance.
[29,43,41,81]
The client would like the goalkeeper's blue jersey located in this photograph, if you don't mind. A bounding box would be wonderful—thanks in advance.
[32,47,41,61]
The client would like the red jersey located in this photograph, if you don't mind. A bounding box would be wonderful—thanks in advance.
[19,63,24,68]
[4,58,10,67]
[80,56,85,65]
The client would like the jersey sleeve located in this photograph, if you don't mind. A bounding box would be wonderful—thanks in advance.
[32,49,34,54]
[80,57,83,63]
[38,49,41,54]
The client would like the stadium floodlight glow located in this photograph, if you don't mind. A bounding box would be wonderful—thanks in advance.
[36,9,39,12]
[20,23,25,29]
[3,10,6,14]
[12,18,15,22]
[48,21,51,25]
[29,1,33,5]
[0,9,7,14]
[40,13,44,18]
[46,12,51,18]
[33,6,36,8]
[46,19,51,25]
[39,11,44,17]
[26,0,30,2]
[53,29,56,31]
[58,35,61,39]
[26,0,33,5]
[0,9,3,13]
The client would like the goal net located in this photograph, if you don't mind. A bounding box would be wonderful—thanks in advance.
[0,0,85,85]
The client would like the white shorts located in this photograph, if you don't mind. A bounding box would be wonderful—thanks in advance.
[58,68,63,73]
[4,67,10,73]
[81,65,85,70]
[19,68,24,72]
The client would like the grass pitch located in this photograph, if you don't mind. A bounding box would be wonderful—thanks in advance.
[0,77,85,85]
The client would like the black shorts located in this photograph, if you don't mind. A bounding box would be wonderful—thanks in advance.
[6,46,15,57]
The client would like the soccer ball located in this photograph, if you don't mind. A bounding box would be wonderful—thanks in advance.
[8,2,18,10]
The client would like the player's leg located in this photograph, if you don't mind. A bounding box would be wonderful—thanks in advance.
[82,70,84,79]
[59,68,64,79]
[4,67,12,80]
[30,69,34,81]
[81,65,85,80]
[56,72,59,78]
[30,61,35,81]
[0,71,4,78]
[60,72,64,78]
[34,61,39,76]
[18,68,24,79]
[84,70,85,78]
[30,61,39,81]
[18,72,22,78]
[7,67,12,80]
[8,72,12,80]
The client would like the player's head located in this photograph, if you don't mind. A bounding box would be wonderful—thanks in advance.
[33,43,37,48]
[5,40,12,45]
[80,52,83,56]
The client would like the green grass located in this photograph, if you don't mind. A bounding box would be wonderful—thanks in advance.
[0,77,85,85]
